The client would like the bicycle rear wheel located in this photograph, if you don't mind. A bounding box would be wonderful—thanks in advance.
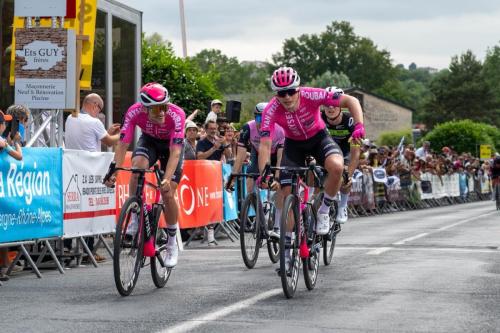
[279,194,300,299]
[313,193,337,266]
[303,206,320,290]
[496,184,500,210]
[114,196,144,296]
[240,193,261,268]
[265,202,279,263]
[151,205,172,288]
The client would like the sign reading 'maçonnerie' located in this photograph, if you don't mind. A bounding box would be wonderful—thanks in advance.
[14,28,75,109]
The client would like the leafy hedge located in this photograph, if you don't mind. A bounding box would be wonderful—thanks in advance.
[423,119,499,155]
[377,128,413,148]
[142,38,221,123]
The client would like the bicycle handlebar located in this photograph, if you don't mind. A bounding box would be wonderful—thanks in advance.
[102,161,158,188]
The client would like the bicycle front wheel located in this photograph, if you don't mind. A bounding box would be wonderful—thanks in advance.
[114,196,144,296]
[265,202,279,263]
[279,194,300,299]
[151,205,172,288]
[303,206,320,290]
[240,193,261,268]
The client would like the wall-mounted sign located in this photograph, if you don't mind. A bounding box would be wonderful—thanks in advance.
[14,28,75,109]
[14,0,66,17]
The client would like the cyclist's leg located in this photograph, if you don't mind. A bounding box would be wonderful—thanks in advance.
[314,134,343,233]
[130,135,157,195]
[246,148,259,195]
[337,156,351,223]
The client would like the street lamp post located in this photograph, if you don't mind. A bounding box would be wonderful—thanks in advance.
[179,0,187,58]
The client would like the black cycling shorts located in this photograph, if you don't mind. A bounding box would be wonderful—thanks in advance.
[132,133,184,184]
[247,148,278,174]
[279,129,342,186]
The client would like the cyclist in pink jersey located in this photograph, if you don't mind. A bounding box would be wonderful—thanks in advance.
[258,67,365,263]
[105,82,185,267]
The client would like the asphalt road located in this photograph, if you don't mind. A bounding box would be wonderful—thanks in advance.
[1,201,499,333]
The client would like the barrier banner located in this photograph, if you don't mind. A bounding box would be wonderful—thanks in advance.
[348,169,363,205]
[0,148,63,243]
[432,174,446,199]
[362,170,375,210]
[222,163,238,221]
[386,176,401,202]
[177,160,223,229]
[480,175,491,194]
[63,150,116,237]
[420,173,433,199]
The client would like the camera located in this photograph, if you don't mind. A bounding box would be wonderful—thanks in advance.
[219,129,225,137]
[2,116,19,140]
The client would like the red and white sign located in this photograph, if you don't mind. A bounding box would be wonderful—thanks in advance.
[63,149,115,237]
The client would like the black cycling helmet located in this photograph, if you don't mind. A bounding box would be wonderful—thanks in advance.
[254,102,268,115]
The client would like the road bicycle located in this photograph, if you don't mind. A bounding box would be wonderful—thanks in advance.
[262,163,329,298]
[226,173,279,268]
[103,162,171,296]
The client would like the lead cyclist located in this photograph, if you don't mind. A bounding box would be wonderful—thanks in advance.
[258,66,365,270]
[104,82,185,268]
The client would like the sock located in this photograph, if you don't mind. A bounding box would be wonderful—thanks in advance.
[319,193,335,214]
[339,192,349,209]
[165,224,177,246]
[274,207,282,229]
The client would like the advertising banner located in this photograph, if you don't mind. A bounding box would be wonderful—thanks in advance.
[10,0,97,90]
[177,160,223,229]
[222,164,238,221]
[420,173,433,199]
[348,169,363,205]
[63,150,115,237]
[0,148,63,243]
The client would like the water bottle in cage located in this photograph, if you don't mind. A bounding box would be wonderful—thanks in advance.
[143,203,156,257]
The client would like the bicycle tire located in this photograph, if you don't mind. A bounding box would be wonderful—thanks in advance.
[313,193,337,266]
[240,193,261,268]
[114,196,144,296]
[151,205,172,288]
[302,205,320,290]
[266,202,279,263]
[496,185,500,211]
[279,194,300,299]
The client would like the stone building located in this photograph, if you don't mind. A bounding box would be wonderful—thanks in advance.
[345,87,413,142]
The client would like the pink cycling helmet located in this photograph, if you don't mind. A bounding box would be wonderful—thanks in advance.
[270,66,300,91]
[140,82,169,106]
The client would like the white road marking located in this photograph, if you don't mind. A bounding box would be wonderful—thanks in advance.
[366,247,393,255]
[159,288,282,333]
[437,212,496,231]
[392,233,429,245]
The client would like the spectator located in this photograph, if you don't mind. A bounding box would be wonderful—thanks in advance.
[196,119,231,245]
[6,104,30,146]
[0,110,23,281]
[65,93,120,151]
[0,110,22,160]
[196,120,232,161]
[415,141,431,160]
[184,120,198,160]
[205,99,223,124]
[64,93,121,263]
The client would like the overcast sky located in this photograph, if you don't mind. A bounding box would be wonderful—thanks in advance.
[125,0,500,69]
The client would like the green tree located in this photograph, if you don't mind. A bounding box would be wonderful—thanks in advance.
[272,21,395,90]
[307,71,351,89]
[482,44,500,106]
[421,50,498,128]
[142,35,221,123]
[378,128,413,148]
[423,119,499,155]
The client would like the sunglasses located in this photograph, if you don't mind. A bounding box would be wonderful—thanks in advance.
[276,89,298,98]
[150,104,168,115]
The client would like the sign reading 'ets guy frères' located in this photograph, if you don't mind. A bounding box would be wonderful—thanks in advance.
[14,28,75,109]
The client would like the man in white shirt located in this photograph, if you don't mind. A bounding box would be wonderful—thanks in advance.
[65,93,120,152]
[415,140,431,160]
[205,99,223,124]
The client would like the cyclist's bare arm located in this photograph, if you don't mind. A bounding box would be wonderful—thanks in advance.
[114,141,130,167]
[232,146,248,174]
[340,95,363,127]
[275,146,284,178]
[347,144,361,177]
[258,139,272,174]
[164,145,182,183]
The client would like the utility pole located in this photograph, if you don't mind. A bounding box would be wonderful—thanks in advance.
[179,0,187,58]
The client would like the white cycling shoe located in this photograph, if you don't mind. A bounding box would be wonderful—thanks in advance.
[336,206,348,224]
[316,213,330,235]
[164,242,178,268]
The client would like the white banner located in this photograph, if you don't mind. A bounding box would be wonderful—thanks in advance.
[420,172,434,200]
[63,150,115,238]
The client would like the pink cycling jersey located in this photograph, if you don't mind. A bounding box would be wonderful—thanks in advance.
[120,102,186,147]
[260,87,343,141]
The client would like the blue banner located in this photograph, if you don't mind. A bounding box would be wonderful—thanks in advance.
[222,163,239,221]
[0,148,63,243]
